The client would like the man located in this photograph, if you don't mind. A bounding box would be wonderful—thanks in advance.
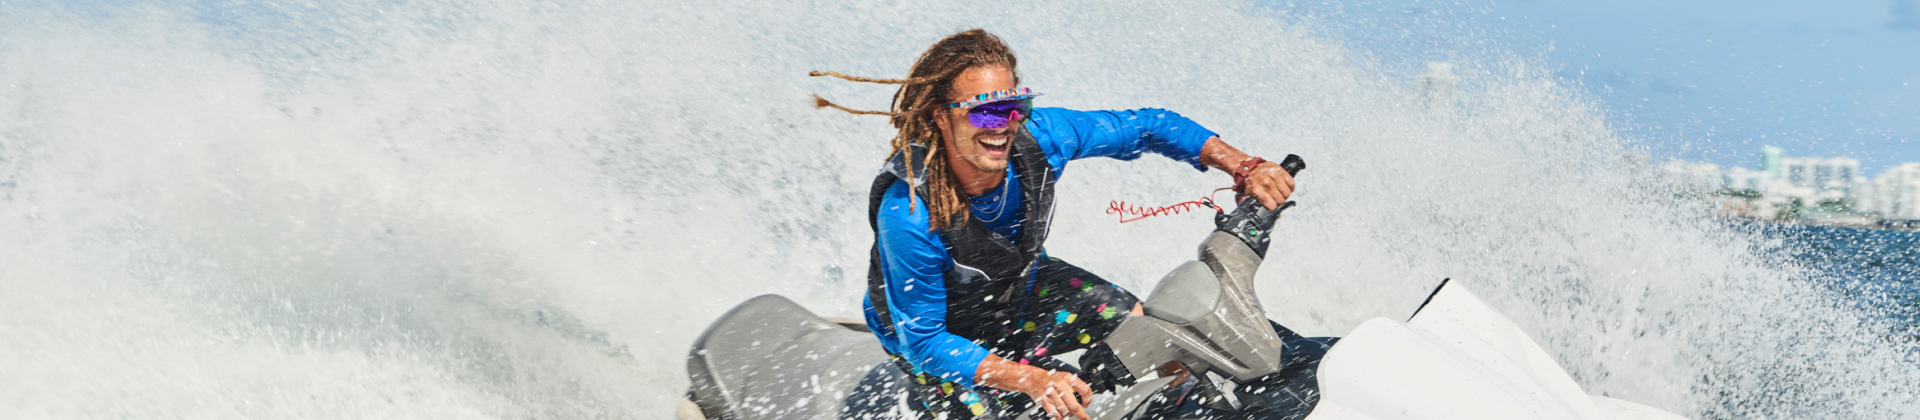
[811,29,1296,420]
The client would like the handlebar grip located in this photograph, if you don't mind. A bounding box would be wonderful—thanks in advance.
[1278,154,1305,177]
[1215,154,1305,257]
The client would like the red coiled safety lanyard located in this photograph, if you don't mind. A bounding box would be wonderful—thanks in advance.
[1107,156,1271,223]
[1106,187,1235,223]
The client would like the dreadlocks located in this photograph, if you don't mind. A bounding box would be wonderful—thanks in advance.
[811,29,1020,230]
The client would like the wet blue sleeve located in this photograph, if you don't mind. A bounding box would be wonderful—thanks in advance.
[1023,107,1218,179]
[874,181,989,388]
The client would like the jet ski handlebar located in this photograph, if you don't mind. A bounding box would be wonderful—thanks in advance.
[1215,154,1304,258]
[1097,154,1306,386]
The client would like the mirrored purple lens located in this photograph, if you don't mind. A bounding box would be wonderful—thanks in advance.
[966,99,1032,129]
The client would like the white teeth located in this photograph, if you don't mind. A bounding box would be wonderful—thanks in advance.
[978,137,1009,147]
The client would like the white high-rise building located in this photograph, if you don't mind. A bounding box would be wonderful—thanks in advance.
[1779,156,1860,196]
[1782,157,1811,187]
[1853,176,1877,214]
[1665,146,1915,219]
[1823,157,1859,195]
[1723,167,1770,192]
[1876,163,1920,219]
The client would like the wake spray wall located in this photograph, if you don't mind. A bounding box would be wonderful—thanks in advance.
[1,0,1914,418]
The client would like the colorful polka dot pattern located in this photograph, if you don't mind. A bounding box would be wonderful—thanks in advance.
[889,257,1139,419]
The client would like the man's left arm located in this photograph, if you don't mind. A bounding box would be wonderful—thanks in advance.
[1026,107,1295,209]
[1196,136,1295,210]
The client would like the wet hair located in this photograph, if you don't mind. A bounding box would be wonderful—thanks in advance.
[811,29,1019,230]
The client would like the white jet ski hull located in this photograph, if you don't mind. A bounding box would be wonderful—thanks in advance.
[1303,280,1687,420]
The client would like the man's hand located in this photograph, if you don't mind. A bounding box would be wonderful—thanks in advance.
[1240,160,1295,210]
[1198,136,1297,211]
[1023,369,1094,420]
[978,355,1095,420]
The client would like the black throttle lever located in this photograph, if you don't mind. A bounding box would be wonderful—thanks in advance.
[1214,154,1305,257]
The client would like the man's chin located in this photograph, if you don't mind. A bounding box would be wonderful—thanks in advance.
[970,159,1009,174]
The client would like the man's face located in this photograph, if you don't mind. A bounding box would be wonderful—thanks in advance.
[933,66,1019,175]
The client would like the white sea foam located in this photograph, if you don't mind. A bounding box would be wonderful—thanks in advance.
[1,0,1915,418]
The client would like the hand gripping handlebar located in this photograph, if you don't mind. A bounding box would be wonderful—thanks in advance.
[1214,154,1305,257]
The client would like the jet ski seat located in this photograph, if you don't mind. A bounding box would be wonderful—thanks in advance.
[686,294,909,420]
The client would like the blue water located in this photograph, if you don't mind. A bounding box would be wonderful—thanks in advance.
[1768,224,1920,357]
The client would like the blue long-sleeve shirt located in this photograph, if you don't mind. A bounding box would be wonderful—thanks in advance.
[863,107,1218,388]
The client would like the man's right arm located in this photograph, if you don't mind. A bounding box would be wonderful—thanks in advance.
[875,183,991,388]
[876,183,1095,419]
[879,183,1097,419]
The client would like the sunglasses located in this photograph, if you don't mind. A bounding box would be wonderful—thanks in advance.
[947,87,1042,129]
[958,99,1032,130]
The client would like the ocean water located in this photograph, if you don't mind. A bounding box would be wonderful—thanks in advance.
[2,0,1917,418]
[1768,224,1920,356]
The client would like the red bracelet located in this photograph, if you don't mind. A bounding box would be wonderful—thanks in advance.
[1232,156,1267,194]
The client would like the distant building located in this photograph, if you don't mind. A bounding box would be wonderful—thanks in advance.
[1783,156,1809,186]
[1876,163,1920,218]
[1666,145,1886,219]
[1853,176,1877,214]
[1761,146,1783,179]
[1723,167,1770,192]
[1778,156,1859,196]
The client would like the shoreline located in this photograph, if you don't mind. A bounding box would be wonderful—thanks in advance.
[1720,215,1920,233]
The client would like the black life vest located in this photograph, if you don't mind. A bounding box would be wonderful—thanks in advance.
[865,131,1058,333]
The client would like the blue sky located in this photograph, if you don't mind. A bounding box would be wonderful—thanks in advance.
[1284,0,1920,176]
[1512,0,1920,176]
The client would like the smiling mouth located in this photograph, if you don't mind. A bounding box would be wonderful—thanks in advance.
[977,132,1010,154]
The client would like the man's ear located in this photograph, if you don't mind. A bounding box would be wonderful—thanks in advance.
[930,109,949,132]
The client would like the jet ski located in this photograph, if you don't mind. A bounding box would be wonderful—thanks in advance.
[678,155,1690,420]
